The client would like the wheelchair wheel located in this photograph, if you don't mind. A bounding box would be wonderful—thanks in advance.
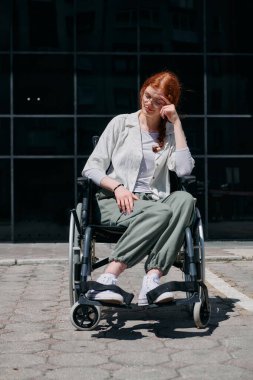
[69,203,82,306]
[70,302,101,331]
[183,229,195,315]
[193,208,205,282]
[193,285,211,328]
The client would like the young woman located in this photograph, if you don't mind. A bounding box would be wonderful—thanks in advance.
[82,71,195,306]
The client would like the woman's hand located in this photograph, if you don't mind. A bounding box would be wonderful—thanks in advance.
[114,186,139,214]
[160,103,179,125]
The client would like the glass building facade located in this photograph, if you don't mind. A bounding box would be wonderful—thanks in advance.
[0,0,252,242]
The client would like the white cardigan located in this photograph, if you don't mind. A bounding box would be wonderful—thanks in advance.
[82,110,194,200]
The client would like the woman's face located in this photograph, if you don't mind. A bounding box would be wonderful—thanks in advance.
[141,85,169,116]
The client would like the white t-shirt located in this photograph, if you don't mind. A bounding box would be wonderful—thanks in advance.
[133,130,159,193]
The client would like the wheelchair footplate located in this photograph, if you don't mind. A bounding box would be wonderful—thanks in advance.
[70,280,211,331]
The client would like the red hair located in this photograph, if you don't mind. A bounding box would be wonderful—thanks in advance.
[139,71,182,150]
[139,70,181,107]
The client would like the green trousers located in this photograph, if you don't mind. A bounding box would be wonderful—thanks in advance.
[96,190,195,275]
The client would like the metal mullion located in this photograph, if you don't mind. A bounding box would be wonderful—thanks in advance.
[137,0,140,103]
[74,0,77,205]
[12,156,75,159]
[12,114,74,118]
[203,0,208,239]
[10,0,14,242]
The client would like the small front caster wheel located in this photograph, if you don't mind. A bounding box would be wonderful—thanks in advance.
[193,299,211,329]
[70,302,101,331]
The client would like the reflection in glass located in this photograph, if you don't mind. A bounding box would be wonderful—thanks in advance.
[140,0,203,52]
[14,159,74,241]
[14,55,73,114]
[14,118,74,155]
[140,55,204,114]
[77,117,111,155]
[207,0,253,53]
[0,160,11,241]
[13,0,74,51]
[208,118,253,154]
[77,0,137,51]
[0,55,10,113]
[0,119,10,155]
[77,55,137,114]
[207,56,253,114]
[208,159,253,239]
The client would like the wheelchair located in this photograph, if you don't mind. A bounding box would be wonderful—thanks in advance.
[69,141,211,331]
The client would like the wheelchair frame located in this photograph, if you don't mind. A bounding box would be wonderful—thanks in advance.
[68,172,211,331]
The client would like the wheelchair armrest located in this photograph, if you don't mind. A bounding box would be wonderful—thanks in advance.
[77,176,90,189]
[179,175,197,194]
[180,175,196,187]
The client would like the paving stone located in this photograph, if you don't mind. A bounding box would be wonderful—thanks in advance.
[43,366,109,380]
[111,351,170,366]
[0,367,43,380]
[113,366,177,380]
[0,353,45,367]
[48,352,108,367]
[170,347,231,364]
[178,363,253,379]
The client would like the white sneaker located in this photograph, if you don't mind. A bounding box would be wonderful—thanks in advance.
[138,274,174,306]
[87,273,124,304]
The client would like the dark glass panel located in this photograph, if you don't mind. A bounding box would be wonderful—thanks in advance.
[140,0,203,52]
[77,117,112,155]
[14,118,74,155]
[181,117,204,155]
[14,159,74,242]
[0,119,10,155]
[0,0,11,50]
[140,55,203,114]
[207,0,253,53]
[13,55,73,114]
[77,55,137,114]
[0,160,11,241]
[0,55,10,114]
[207,56,253,114]
[208,159,253,239]
[13,0,74,51]
[208,118,253,155]
[77,157,87,178]
[76,0,137,51]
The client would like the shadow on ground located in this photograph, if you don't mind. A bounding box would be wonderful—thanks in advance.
[91,296,239,339]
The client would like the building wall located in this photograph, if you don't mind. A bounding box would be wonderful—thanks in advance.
[0,0,252,242]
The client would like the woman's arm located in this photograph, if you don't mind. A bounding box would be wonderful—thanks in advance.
[161,104,194,176]
[160,104,187,150]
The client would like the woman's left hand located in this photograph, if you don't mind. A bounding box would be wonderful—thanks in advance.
[160,104,179,125]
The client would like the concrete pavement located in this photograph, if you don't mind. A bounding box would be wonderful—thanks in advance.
[1,241,253,266]
[0,242,253,379]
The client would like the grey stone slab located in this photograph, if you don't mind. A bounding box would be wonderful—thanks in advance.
[0,331,50,342]
[111,351,170,366]
[170,347,231,364]
[0,353,45,367]
[43,366,109,380]
[0,367,43,380]
[48,352,108,367]
[178,364,253,380]
[0,341,49,354]
[113,366,177,380]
